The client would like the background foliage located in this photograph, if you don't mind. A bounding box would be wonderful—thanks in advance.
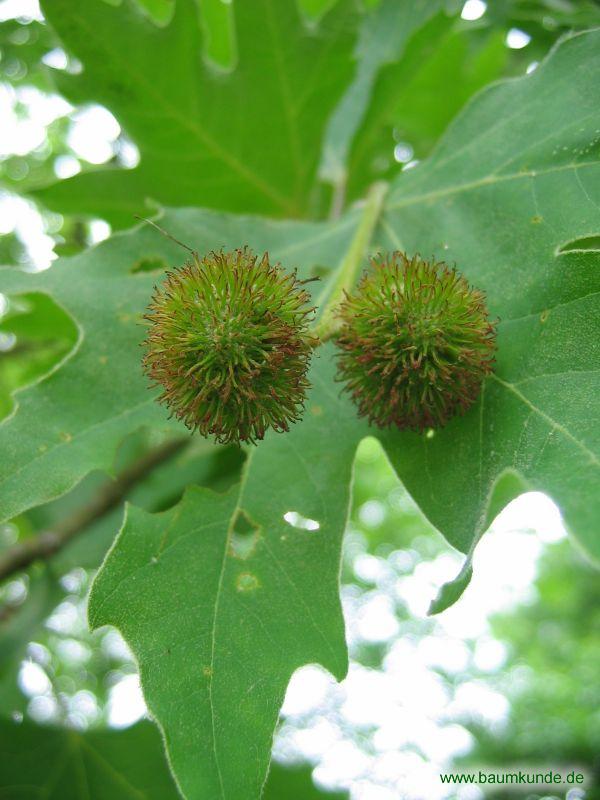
[0,0,598,798]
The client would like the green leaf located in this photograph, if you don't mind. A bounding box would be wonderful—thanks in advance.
[486,0,600,33]
[344,14,509,202]
[0,207,358,524]
[33,0,357,225]
[264,762,348,800]
[377,29,600,601]
[0,720,182,799]
[89,344,364,800]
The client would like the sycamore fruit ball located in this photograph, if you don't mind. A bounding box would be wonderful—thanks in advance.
[335,251,497,432]
[143,248,316,445]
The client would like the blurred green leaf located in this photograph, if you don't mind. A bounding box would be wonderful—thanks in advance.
[0,720,182,799]
[0,19,56,91]
[33,0,357,225]
[345,16,509,201]
[0,293,78,419]
[319,0,444,187]
[487,0,600,32]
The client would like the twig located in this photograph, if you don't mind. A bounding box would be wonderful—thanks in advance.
[0,437,188,583]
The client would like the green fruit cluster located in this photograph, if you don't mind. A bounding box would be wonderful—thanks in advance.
[143,247,496,444]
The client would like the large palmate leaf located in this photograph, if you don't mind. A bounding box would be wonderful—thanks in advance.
[376,28,600,605]
[33,0,357,225]
[0,207,358,523]
[89,347,364,799]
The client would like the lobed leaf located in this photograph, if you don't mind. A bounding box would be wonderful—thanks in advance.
[34,0,357,225]
[376,29,600,604]
[89,346,364,800]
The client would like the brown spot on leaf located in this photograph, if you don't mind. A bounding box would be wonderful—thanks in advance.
[236,572,260,592]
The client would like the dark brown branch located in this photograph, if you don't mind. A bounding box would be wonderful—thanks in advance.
[0,437,188,583]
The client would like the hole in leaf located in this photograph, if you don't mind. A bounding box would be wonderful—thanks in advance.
[283,511,320,531]
[229,510,261,559]
[557,235,600,254]
[0,332,16,352]
[130,255,169,274]
[0,293,78,420]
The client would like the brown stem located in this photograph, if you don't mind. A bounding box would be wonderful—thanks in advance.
[0,437,188,583]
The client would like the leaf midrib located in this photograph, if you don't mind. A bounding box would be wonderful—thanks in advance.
[205,454,255,800]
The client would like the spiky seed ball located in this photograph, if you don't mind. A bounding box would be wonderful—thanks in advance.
[335,251,497,432]
[142,248,316,445]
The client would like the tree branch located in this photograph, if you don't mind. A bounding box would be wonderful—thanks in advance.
[0,437,188,583]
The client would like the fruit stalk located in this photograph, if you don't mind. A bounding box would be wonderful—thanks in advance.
[313,181,388,342]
